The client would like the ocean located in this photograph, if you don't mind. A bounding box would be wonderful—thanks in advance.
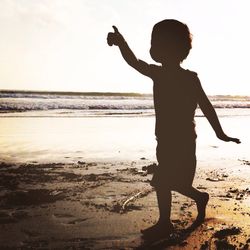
[1,90,250,118]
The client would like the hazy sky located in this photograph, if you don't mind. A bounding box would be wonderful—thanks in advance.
[0,0,249,94]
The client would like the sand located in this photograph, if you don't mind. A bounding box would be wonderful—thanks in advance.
[0,115,249,249]
[1,157,250,249]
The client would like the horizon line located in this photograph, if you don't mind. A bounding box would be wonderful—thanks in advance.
[0,89,151,97]
[0,89,249,98]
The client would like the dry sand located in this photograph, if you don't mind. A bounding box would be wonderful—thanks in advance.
[1,157,250,249]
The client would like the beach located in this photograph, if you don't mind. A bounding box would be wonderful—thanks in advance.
[1,92,250,249]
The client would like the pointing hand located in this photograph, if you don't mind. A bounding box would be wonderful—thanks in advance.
[107,26,125,46]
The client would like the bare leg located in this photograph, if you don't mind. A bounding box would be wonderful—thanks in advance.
[176,186,209,224]
[141,188,173,236]
[156,188,172,223]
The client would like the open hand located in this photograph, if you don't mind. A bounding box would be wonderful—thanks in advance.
[107,26,125,46]
[217,133,241,144]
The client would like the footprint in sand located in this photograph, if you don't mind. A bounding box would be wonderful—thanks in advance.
[0,210,29,224]
[52,213,88,225]
[67,218,88,224]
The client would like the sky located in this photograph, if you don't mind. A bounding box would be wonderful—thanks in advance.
[0,0,249,95]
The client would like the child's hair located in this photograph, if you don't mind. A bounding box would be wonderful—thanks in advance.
[150,19,192,63]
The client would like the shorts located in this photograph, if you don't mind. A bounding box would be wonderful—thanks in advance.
[150,138,196,190]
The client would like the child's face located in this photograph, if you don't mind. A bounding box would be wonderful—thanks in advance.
[150,36,163,63]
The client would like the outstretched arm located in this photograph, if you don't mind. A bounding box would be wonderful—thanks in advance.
[107,26,155,78]
[197,81,240,144]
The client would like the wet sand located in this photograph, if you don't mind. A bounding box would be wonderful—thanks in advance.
[1,157,250,249]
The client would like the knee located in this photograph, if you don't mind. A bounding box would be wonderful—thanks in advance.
[156,186,171,195]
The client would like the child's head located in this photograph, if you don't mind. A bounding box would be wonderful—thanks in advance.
[150,19,192,64]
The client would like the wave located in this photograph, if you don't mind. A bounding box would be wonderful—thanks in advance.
[0,91,250,117]
[0,98,153,112]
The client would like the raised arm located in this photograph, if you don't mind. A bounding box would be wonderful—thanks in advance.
[107,26,156,78]
[197,80,240,144]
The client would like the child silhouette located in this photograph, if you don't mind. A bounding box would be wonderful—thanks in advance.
[107,19,240,238]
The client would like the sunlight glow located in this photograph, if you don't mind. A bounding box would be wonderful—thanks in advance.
[0,0,249,95]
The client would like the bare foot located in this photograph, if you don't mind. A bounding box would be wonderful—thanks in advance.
[141,220,174,237]
[194,192,209,225]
